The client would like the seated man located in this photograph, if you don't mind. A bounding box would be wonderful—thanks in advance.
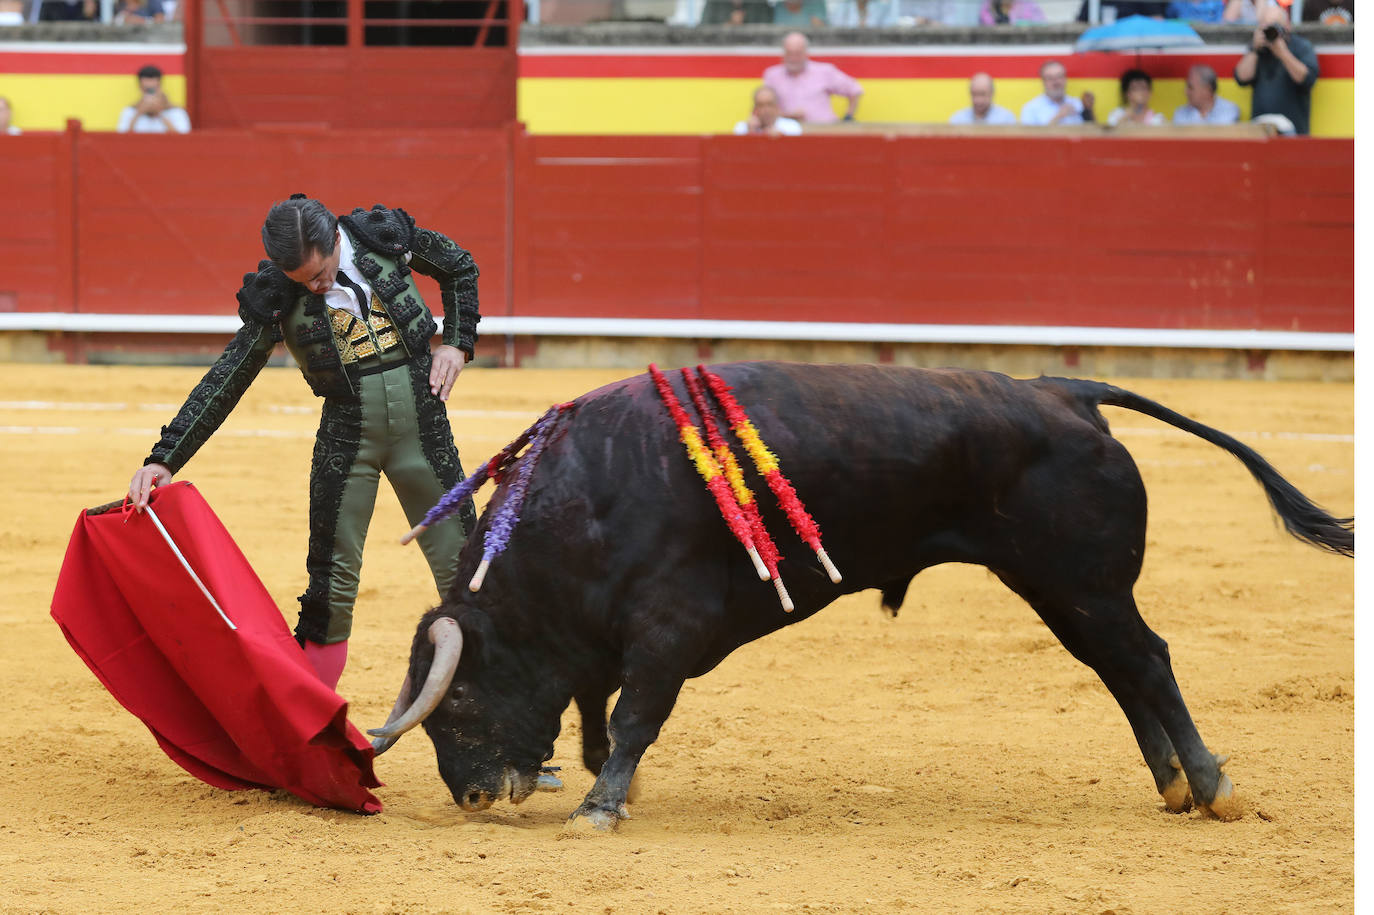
[116,64,191,134]
[1172,64,1241,125]
[734,85,803,136]
[1020,60,1095,126]
[949,73,1017,125]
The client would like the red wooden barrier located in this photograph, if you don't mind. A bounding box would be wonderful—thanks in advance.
[70,127,511,317]
[516,133,1352,333]
[194,48,516,129]
[0,125,74,313]
[0,127,1352,335]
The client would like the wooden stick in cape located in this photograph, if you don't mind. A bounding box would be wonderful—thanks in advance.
[698,366,843,584]
[648,364,770,583]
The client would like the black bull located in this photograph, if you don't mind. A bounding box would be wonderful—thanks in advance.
[370,362,1353,830]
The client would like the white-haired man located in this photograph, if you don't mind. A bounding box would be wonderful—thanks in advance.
[763,31,863,125]
[1172,64,1241,125]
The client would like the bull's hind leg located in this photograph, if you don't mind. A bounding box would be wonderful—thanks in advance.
[1011,583,1240,819]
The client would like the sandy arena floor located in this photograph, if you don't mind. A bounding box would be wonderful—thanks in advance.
[0,363,1354,914]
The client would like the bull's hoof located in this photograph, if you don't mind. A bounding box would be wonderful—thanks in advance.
[1160,769,1193,813]
[565,804,625,833]
[1198,773,1244,821]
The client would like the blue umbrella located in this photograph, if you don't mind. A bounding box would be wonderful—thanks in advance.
[1074,15,1205,53]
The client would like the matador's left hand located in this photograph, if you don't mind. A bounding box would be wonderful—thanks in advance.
[430,344,466,402]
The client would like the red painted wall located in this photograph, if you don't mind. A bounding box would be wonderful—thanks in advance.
[0,128,75,314]
[517,134,1353,333]
[45,126,511,317]
[0,127,1352,334]
[194,48,517,129]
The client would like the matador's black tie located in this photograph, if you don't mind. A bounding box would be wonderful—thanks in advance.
[335,270,369,312]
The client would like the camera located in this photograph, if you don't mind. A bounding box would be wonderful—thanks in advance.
[1262,24,1280,41]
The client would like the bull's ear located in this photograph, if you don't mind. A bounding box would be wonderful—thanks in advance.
[455,609,495,667]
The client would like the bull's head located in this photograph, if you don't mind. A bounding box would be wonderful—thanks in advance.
[368,610,558,811]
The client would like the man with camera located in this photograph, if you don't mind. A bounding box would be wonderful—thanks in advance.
[116,64,191,134]
[1234,0,1319,135]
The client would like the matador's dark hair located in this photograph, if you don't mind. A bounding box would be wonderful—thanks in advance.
[261,194,338,272]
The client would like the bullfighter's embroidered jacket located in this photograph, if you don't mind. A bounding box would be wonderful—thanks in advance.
[144,205,480,475]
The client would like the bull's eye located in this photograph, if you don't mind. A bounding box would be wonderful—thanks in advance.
[449,685,466,702]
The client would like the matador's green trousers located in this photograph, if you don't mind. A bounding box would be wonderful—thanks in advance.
[295,362,472,645]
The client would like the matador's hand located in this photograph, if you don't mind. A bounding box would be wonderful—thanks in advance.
[430,344,467,402]
[129,463,172,512]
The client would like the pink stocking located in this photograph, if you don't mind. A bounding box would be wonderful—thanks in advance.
[303,639,348,691]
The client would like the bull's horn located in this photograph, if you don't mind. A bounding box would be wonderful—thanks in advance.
[366,616,463,743]
[369,673,413,755]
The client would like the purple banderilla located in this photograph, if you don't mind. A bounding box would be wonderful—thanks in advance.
[402,403,571,592]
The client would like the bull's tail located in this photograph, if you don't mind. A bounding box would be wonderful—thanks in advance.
[1079,380,1353,557]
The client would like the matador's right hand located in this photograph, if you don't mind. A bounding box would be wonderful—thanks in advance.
[128,463,173,512]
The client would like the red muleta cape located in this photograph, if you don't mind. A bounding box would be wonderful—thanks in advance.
[50,481,382,813]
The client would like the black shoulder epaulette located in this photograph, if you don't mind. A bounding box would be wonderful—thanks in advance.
[236,259,297,333]
[339,204,416,258]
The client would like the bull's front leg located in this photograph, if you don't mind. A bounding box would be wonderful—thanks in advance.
[567,674,685,831]
[574,689,611,775]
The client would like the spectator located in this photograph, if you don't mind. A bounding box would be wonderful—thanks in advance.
[0,96,19,135]
[116,64,191,134]
[734,85,804,136]
[763,32,863,126]
[36,0,96,20]
[1222,0,1260,23]
[949,73,1017,125]
[1234,0,1318,135]
[771,0,828,27]
[114,0,165,23]
[700,0,772,23]
[1019,60,1096,126]
[980,0,1045,24]
[827,0,893,26]
[895,0,974,23]
[1168,0,1258,22]
[1172,64,1241,124]
[1075,1,1160,22]
[1106,69,1166,126]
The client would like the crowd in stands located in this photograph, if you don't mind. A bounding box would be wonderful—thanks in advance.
[682,0,1348,26]
[1,0,176,22]
[732,1,1319,136]
[0,0,1352,25]
[0,0,1334,137]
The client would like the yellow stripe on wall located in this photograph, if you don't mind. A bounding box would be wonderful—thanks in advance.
[518,76,1353,138]
[2,75,189,132]
[2,71,1348,137]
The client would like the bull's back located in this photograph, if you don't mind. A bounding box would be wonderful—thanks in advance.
[544,361,1104,566]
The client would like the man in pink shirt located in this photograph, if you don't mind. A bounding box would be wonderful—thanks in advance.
[762,32,863,125]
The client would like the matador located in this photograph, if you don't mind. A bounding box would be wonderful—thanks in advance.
[127,196,480,690]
